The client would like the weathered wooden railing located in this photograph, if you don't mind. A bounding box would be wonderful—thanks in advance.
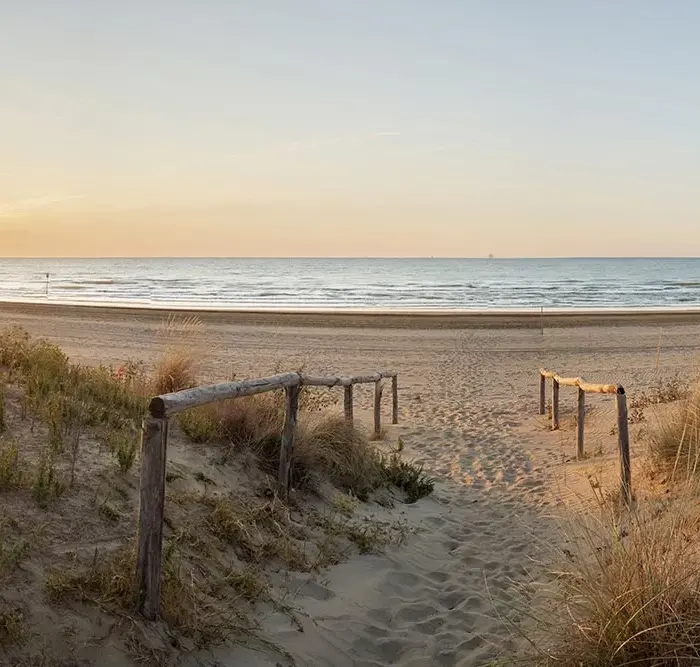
[137,370,398,619]
[539,368,631,506]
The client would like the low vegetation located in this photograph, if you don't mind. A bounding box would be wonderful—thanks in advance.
[177,402,434,503]
[647,385,700,477]
[629,373,689,411]
[525,488,700,667]
[0,324,432,663]
[520,376,700,666]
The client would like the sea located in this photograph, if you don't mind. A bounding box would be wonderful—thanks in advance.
[0,258,699,312]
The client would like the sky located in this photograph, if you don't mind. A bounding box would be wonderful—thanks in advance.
[1,1,699,258]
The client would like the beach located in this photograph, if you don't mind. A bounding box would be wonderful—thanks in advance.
[1,301,699,665]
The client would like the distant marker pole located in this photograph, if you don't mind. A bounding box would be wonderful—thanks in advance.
[46,273,50,298]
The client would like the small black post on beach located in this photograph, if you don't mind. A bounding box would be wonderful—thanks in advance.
[540,305,544,336]
[45,273,50,298]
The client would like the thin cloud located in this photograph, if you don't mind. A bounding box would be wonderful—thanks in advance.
[229,132,400,161]
[0,194,87,217]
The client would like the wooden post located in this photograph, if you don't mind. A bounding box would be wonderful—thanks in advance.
[538,373,546,415]
[616,390,632,505]
[344,384,354,422]
[551,378,560,430]
[391,376,398,425]
[278,384,300,499]
[136,417,169,620]
[577,387,585,459]
[374,381,383,439]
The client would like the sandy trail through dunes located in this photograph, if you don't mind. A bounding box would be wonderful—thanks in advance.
[1,304,699,665]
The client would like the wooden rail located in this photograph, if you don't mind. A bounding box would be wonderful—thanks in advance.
[137,369,398,619]
[539,369,631,506]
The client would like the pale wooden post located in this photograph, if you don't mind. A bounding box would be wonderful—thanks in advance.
[616,389,632,505]
[577,387,585,459]
[344,384,354,422]
[551,378,560,430]
[278,383,300,499]
[136,416,169,620]
[391,376,398,424]
[539,373,546,415]
[374,381,383,439]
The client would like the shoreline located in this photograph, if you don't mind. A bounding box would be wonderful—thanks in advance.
[3,299,700,329]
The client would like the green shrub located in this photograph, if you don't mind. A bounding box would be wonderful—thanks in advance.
[33,448,64,507]
[108,431,138,474]
[0,383,5,434]
[0,441,22,490]
[380,454,434,503]
[178,407,222,443]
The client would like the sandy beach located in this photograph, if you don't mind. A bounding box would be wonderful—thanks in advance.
[1,302,699,666]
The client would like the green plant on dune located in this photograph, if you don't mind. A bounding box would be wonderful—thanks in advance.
[108,429,138,474]
[177,406,222,443]
[0,382,5,434]
[380,453,434,503]
[0,440,22,490]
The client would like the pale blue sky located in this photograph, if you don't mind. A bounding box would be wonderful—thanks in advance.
[1,1,699,256]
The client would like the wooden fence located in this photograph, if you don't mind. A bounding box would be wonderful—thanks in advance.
[137,370,398,619]
[539,369,631,506]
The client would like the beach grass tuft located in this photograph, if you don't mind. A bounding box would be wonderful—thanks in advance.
[523,485,700,666]
[647,385,700,478]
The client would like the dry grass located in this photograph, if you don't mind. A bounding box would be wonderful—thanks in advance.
[153,315,202,394]
[647,386,700,478]
[0,440,23,490]
[516,376,700,665]
[218,393,284,444]
[522,486,700,666]
[46,541,250,647]
[0,381,6,434]
[153,348,198,394]
[293,414,385,496]
[206,493,310,570]
[250,412,434,502]
[177,405,222,443]
[0,326,147,507]
[630,374,689,410]
[0,325,431,660]
[176,393,284,446]
[0,606,25,645]
[175,391,434,503]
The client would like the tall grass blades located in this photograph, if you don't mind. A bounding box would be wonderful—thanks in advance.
[526,493,700,666]
[153,315,202,394]
[648,386,700,479]
[0,382,5,434]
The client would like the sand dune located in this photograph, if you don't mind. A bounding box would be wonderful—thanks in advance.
[1,303,698,665]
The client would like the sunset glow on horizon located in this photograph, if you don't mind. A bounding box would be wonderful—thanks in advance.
[2,1,700,258]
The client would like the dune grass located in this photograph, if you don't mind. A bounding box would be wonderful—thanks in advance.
[0,326,149,499]
[518,378,700,666]
[0,323,432,659]
[647,385,700,478]
[152,314,202,394]
[522,487,700,667]
[178,399,434,503]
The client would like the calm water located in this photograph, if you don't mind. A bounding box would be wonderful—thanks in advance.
[0,258,699,311]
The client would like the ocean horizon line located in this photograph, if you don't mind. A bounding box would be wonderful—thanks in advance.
[2,256,700,262]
